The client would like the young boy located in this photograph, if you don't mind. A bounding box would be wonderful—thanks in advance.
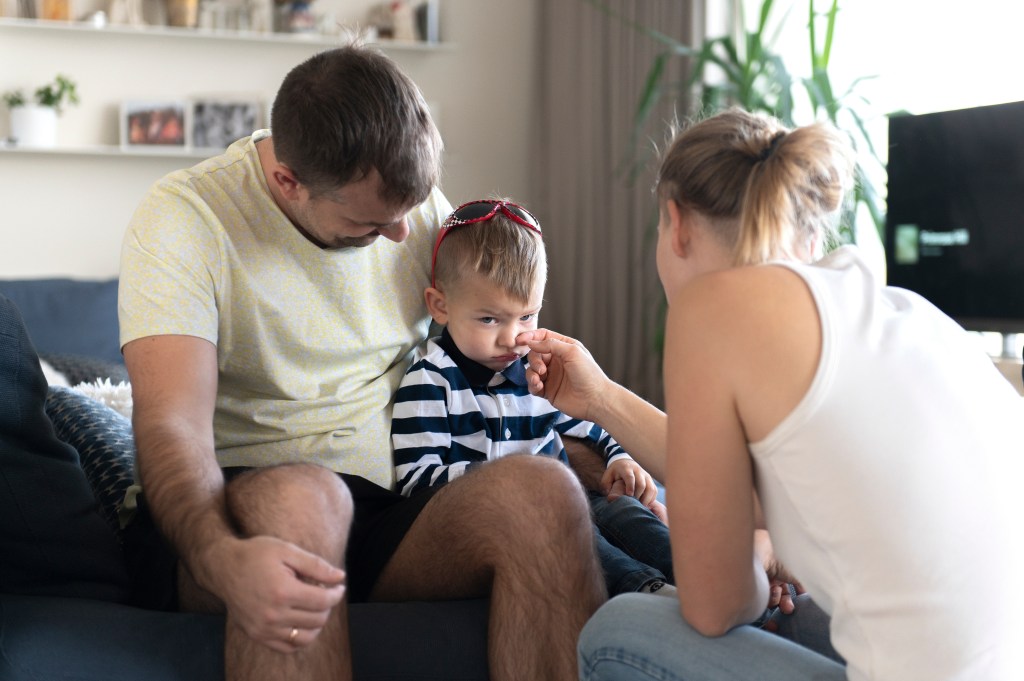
[391,199,674,596]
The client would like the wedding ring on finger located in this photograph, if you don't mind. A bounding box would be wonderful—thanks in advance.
[289,627,299,643]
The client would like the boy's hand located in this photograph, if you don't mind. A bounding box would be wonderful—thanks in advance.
[601,458,659,507]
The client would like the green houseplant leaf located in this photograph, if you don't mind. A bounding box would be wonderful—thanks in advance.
[34,74,79,115]
[5,74,79,115]
[587,0,884,244]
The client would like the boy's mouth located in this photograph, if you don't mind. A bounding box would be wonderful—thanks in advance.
[493,354,520,363]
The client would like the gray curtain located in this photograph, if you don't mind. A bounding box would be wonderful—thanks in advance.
[532,0,704,406]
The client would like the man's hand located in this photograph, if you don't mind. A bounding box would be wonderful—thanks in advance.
[208,535,346,653]
[602,458,659,507]
[518,328,608,422]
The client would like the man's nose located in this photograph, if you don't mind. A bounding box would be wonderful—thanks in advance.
[379,217,410,243]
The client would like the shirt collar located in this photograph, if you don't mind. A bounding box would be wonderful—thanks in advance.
[438,327,528,389]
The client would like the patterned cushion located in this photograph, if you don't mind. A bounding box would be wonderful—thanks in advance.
[40,353,129,386]
[45,386,136,535]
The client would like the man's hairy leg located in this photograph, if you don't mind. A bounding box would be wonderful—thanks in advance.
[563,435,608,492]
[178,464,354,681]
[371,455,608,681]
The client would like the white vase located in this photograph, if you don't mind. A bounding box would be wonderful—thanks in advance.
[9,105,58,148]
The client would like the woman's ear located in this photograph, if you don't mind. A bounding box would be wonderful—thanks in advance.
[665,199,690,258]
[424,287,448,325]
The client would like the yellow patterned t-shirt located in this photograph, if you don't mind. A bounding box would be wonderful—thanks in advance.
[119,131,450,489]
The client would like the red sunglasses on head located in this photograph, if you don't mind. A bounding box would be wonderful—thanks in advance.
[430,200,543,287]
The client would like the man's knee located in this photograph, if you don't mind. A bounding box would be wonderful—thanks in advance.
[226,463,353,549]
[483,455,589,516]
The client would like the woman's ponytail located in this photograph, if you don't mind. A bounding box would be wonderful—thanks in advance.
[657,108,855,265]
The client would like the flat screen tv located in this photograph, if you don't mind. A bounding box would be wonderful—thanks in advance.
[884,99,1024,334]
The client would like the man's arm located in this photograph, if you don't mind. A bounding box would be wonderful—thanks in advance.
[124,334,344,649]
[124,334,231,580]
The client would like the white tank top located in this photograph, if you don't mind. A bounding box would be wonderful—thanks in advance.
[750,246,1024,681]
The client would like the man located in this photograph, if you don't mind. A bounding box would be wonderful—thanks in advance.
[120,45,606,681]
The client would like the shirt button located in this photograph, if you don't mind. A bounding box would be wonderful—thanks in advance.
[505,428,512,439]
[503,398,511,406]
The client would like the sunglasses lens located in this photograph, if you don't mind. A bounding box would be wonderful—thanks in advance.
[504,204,540,229]
[452,201,500,222]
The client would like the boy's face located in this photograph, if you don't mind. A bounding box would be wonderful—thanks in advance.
[426,272,544,372]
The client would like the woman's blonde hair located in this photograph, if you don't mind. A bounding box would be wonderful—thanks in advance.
[656,108,856,265]
[433,210,547,303]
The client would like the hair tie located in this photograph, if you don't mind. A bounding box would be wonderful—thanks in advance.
[759,131,786,161]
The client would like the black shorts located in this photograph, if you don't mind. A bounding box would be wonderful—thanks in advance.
[122,469,441,610]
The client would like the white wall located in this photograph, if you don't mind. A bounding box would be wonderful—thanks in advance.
[0,0,540,278]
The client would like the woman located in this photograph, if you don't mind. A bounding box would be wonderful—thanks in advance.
[523,108,1023,680]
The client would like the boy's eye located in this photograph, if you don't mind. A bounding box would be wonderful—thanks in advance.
[479,317,496,325]
[520,313,536,322]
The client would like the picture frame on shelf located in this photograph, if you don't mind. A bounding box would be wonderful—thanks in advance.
[120,100,188,152]
[190,98,262,152]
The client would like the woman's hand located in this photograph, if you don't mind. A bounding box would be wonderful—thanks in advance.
[520,328,670,481]
[518,328,610,423]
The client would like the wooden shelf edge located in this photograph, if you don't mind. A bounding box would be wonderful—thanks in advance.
[0,142,215,160]
[0,16,452,51]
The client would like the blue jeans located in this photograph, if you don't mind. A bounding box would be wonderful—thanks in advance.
[578,592,845,681]
[590,491,673,595]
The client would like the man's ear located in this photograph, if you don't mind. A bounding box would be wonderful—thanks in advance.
[271,164,304,201]
[424,287,448,325]
[665,199,690,258]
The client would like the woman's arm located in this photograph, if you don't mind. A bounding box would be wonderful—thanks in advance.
[663,265,822,635]
[521,329,668,480]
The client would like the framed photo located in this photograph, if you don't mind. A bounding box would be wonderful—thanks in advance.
[190,99,263,152]
[120,100,188,151]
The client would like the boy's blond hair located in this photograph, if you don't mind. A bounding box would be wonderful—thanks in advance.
[432,210,547,303]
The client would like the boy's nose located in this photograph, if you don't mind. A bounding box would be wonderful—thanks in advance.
[499,327,519,349]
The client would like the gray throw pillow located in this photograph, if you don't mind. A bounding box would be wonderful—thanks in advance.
[45,386,136,535]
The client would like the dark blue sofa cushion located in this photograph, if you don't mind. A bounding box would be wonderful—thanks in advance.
[0,594,490,681]
[0,278,122,365]
[0,294,131,602]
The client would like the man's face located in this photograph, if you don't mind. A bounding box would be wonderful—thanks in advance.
[290,170,413,250]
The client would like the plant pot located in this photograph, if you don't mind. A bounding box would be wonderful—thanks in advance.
[9,105,58,148]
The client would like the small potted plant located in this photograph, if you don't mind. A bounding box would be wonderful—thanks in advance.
[3,74,79,148]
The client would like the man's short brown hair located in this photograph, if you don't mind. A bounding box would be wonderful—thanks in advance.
[271,45,443,206]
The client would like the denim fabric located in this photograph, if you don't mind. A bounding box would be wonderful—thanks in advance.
[578,592,846,681]
[590,491,673,595]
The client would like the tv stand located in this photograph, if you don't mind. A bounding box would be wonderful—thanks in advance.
[993,333,1023,395]
[1000,332,1022,360]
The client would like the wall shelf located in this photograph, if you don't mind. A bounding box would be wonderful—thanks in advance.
[0,142,215,160]
[0,16,450,51]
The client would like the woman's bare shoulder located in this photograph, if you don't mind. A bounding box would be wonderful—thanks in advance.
[666,264,822,442]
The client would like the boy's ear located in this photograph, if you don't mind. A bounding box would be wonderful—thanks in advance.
[665,199,690,258]
[424,287,448,325]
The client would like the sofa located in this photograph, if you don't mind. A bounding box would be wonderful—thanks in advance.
[0,278,490,681]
